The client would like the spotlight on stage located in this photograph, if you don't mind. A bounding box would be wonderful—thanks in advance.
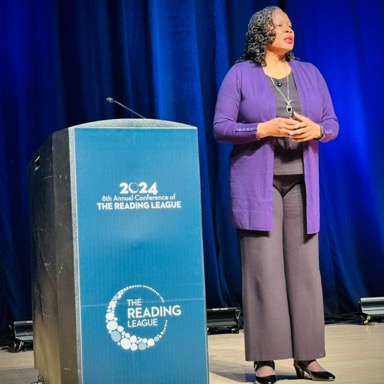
[206,307,242,334]
[8,320,33,352]
[359,297,384,325]
[31,377,45,384]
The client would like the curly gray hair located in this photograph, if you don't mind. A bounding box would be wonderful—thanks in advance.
[238,6,295,66]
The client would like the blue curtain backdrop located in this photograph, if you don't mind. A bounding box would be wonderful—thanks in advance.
[1,0,383,342]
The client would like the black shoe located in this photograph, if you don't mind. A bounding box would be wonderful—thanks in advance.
[254,361,277,384]
[294,360,335,381]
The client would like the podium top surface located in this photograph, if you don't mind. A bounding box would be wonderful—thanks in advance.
[69,118,194,129]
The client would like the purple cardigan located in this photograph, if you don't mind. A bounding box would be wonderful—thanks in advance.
[213,60,339,234]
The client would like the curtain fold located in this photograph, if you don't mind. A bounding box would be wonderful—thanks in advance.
[1,0,383,342]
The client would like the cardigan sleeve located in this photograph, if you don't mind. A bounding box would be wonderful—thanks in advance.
[213,65,262,144]
[316,68,339,143]
[295,61,339,143]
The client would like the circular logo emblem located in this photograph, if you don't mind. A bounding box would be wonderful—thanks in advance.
[106,285,181,351]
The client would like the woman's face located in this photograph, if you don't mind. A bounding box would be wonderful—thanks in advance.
[268,9,294,54]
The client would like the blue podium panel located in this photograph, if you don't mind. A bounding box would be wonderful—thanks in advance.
[70,127,208,384]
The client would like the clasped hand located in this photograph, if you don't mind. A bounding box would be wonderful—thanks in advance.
[258,112,322,142]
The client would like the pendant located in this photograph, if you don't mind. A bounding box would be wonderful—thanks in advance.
[286,102,293,115]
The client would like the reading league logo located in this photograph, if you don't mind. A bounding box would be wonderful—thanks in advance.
[105,285,181,351]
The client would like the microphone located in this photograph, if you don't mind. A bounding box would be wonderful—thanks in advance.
[275,80,282,87]
[106,97,146,119]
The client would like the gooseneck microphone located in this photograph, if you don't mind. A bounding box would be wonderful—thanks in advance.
[106,97,146,119]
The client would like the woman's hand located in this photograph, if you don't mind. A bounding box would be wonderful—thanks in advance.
[257,113,323,141]
[256,117,300,139]
[286,112,323,142]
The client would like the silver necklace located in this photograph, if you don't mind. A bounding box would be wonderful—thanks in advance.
[269,74,293,116]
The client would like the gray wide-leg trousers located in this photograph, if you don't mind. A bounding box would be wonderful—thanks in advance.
[238,176,326,361]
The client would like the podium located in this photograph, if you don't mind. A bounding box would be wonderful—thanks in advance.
[28,119,208,384]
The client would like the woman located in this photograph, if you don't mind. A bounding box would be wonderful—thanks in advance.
[213,6,339,384]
